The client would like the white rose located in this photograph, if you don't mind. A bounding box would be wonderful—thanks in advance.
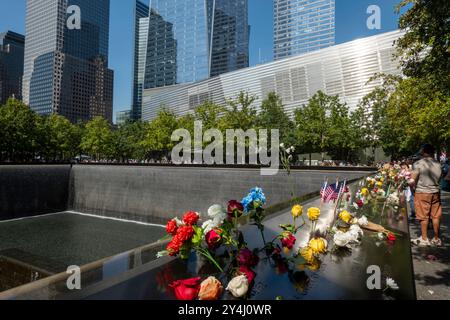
[226,275,249,298]
[208,204,226,219]
[377,190,386,197]
[202,219,218,234]
[358,216,369,227]
[349,225,364,239]
[377,232,385,240]
[333,231,352,248]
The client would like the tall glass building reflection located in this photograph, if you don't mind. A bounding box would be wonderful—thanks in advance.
[274,0,335,60]
[23,0,114,123]
[132,0,249,120]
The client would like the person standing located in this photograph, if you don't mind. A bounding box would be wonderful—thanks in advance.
[410,144,443,246]
[401,161,416,221]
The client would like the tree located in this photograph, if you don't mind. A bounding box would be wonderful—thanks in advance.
[109,121,146,162]
[257,92,294,146]
[395,0,450,93]
[326,99,358,162]
[141,109,179,161]
[220,91,258,131]
[80,116,112,160]
[194,101,225,130]
[0,98,39,162]
[294,91,331,163]
[39,114,80,161]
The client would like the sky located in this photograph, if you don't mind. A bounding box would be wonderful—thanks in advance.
[0,0,403,121]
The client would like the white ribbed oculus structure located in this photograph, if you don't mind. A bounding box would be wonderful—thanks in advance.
[142,30,402,121]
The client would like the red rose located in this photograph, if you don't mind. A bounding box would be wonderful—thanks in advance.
[388,233,396,242]
[237,248,259,268]
[169,277,201,300]
[182,211,199,226]
[281,233,296,250]
[239,266,256,285]
[356,200,364,208]
[373,188,379,194]
[166,219,178,235]
[176,225,195,242]
[227,200,244,218]
[167,236,183,256]
[205,229,222,250]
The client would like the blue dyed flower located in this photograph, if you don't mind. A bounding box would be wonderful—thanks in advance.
[241,187,266,213]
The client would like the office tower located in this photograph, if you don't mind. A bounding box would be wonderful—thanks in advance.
[274,0,335,60]
[131,0,149,121]
[132,0,249,120]
[23,0,114,123]
[0,31,25,104]
[116,110,132,126]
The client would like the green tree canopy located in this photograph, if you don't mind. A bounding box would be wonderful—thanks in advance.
[80,116,112,160]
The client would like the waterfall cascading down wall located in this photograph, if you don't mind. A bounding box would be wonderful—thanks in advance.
[68,165,369,224]
[0,165,71,221]
[0,165,371,223]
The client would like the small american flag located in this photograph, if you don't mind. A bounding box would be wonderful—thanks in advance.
[320,181,346,203]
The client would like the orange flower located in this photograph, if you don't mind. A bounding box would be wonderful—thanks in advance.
[198,276,223,301]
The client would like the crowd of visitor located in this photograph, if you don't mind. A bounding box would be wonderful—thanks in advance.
[390,144,449,247]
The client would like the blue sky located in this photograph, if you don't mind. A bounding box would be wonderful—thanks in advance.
[0,0,403,120]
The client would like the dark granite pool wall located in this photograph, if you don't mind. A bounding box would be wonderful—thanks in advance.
[0,165,72,221]
[69,165,370,224]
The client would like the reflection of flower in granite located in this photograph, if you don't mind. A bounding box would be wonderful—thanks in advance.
[156,267,176,293]
[289,271,310,293]
[274,259,289,274]
[306,257,322,272]
[383,277,400,296]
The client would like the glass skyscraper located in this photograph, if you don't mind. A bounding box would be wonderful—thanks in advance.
[23,0,114,123]
[131,0,150,121]
[274,0,335,60]
[132,0,249,120]
[0,31,25,104]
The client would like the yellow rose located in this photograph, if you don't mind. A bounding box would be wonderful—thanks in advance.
[339,210,353,224]
[380,177,385,183]
[299,246,315,263]
[307,207,321,221]
[361,188,369,197]
[308,238,327,255]
[376,181,383,188]
[291,205,303,219]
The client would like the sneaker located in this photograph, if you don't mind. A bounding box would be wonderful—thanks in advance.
[431,238,443,247]
[411,237,431,247]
